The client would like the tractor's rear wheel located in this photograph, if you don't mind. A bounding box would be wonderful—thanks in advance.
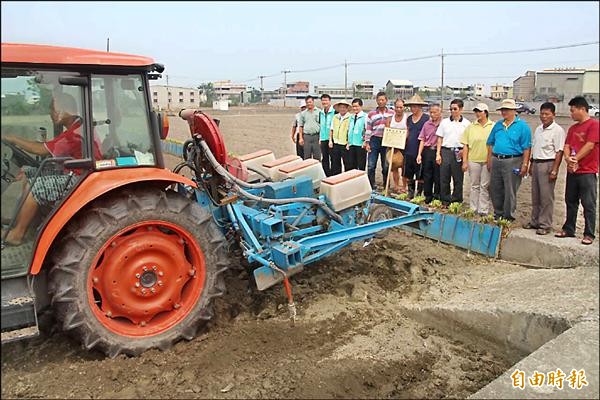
[48,187,229,357]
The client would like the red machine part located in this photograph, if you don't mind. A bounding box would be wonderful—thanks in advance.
[180,109,227,165]
[225,155,248,181]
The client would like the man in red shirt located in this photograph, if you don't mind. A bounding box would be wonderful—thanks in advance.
[555,96,599,245]
[2,93,98,246]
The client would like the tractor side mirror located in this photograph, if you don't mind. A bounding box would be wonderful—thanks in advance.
[157,112,169,140]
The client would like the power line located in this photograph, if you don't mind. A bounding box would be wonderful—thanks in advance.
[445,41,599,56]
[349,54,439,66]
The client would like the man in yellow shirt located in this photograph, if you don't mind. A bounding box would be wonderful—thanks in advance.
[461,103,494,215]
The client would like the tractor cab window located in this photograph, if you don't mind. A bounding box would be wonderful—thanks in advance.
[1,69,88,274]
[91,75,155,168]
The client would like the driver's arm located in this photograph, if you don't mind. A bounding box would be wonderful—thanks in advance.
[3,134,50,156]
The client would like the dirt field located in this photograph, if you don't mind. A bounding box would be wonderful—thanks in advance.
[0,106,593,399]
[2,232,524,399]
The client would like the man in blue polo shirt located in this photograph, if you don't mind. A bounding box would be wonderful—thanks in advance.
[486,98,532,221]
[319,94,336,176]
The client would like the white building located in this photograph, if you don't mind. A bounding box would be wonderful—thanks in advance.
[474,84,485,97]
[314,85,349,99]
[150,85,205,111]
[385,80,414,99]
[213,80,247,101]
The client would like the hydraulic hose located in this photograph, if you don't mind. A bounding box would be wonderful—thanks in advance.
[198,140,343,224]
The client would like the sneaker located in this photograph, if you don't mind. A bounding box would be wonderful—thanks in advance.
[536,228,551,235]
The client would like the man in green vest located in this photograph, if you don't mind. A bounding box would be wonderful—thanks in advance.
[346,98,368,172]
[319,94,336,176]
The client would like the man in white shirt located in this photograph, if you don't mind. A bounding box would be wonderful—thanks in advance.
[523,102,566,235]
[436,98,470,205]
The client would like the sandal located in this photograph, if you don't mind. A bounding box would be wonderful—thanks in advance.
[554,231,575,238]
[582,236,594,245]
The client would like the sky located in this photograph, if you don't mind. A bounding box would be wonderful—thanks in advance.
[2,1,599,92]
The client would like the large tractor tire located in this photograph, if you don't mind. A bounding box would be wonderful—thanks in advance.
[48,187,229,357]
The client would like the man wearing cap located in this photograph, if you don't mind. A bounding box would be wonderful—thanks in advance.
[436,99,470,206]
[486,98,532,221]
[523,102,565,235]
[329,100,352,176]
[404,94,430,199]
[291,100,307,158]
[461,103,494,215]
[319,94,336,176]
[298,95,322,160]
[365,92,395,189]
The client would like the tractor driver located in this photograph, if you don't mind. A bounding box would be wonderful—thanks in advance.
[2,92,101,246]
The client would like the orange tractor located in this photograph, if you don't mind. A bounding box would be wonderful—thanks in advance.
[1,43,230,356]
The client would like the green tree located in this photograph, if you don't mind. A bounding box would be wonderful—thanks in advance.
[249,87,262,103]
[197,82,215,106]
[384,85,395,100]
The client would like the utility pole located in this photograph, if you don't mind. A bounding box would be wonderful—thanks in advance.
[440,48,445,111]
[344,59,348,100]
[259,75,266,103]
[106,38,110,52]
[166,74,170,111]
[282,70,290,108]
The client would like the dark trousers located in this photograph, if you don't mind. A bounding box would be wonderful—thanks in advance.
[295,135,304,159]
[421,147,441,203]
[440,147,464,204]
[346,145,367,171]
[562,173,597,239]
[303,134,320,160]
[367,136,388,188]
[490,156,523,220]
[330,143,349,176]
[320,140,332,177]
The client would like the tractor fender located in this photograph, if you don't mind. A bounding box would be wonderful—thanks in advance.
[29,167,196,275]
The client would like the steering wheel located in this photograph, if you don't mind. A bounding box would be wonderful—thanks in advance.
[1,139,40,169]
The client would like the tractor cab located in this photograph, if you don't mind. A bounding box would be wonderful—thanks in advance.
[1,43,168,341]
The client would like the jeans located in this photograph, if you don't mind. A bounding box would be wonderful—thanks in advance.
[562,173,597,239]
[367,136,388,188]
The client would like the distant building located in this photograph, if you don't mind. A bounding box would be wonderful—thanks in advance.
[287,81,310,94]
[535,65,599,104]
[445,85,474,97]
[385,80,414,99]
[213,80,247,101]
[474,84,485,97]
[352,81,374,99]
[314,84,348,99]
[416,85,439,94]
[150,85,204,111]
[490,84,513,100]
[513,71,536,101]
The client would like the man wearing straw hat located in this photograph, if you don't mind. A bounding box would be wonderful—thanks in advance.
[329,99,352,176]
[404,94,430,199]
[486,98,532,221]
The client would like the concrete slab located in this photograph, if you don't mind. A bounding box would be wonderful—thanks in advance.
[471,321,599,399]
[402,266,599,398]
[500,228,599,268]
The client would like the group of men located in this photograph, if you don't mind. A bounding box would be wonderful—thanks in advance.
[291,92,599,245]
